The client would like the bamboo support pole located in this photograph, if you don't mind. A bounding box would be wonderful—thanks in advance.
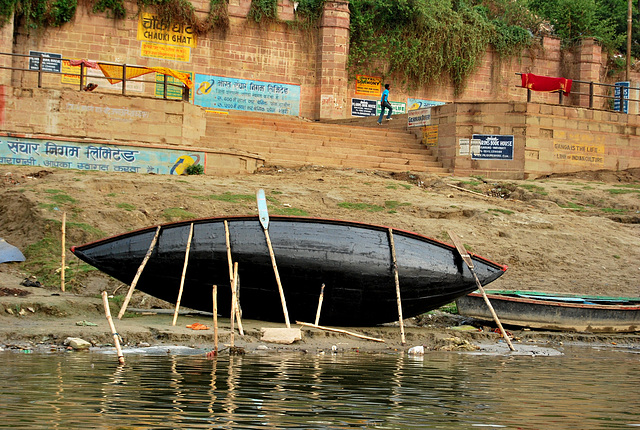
[118,226,161,319]
[296,321,385,343]
[447,230,515,352]
[172,223,194,326]
[314,284,325,326]
[212,285,218,353]
[102,291,125,365]
[61,212,66,292]
[230,263,238,347]
[264,228,291,328]
[388,228,406,345]
[224,221,244,335]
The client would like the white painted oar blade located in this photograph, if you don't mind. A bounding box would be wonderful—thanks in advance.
[257,189,269,229]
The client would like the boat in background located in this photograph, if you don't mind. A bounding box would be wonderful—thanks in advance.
[456,290,640,333]
[71,216,507,326]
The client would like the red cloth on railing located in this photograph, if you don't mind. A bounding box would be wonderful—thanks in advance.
[521,73,572,95]
[69,59,99,69]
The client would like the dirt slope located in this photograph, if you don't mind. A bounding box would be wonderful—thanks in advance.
[1,165,639,302]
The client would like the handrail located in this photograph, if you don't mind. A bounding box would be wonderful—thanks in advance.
[515,72,639,112]
[0,51,190,101]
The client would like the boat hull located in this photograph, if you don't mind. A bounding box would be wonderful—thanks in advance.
[72,216,507,326]
[457,291,640,333]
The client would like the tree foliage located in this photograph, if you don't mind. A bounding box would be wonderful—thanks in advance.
[349,0,535,94]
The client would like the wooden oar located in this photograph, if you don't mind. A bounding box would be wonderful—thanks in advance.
[447,231,515,351]
[387,228,406,345]
[257,189,291,328]
[118,226,161,319]
[172,223,194,326]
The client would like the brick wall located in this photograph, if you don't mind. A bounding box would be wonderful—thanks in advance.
[1,1,637,119]
[432,101,640,179]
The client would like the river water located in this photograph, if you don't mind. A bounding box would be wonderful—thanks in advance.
[1,345,639,429]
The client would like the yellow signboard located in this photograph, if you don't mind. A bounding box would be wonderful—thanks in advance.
[60,59,83,85]
[137,12,197,48]
[553,142,605,165]
[355,75,382,96]
[422,125,438,147]
[141,42,191,62]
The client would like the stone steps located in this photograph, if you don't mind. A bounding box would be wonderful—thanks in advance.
[200,111,448,175]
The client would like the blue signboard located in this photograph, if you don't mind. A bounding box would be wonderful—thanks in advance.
[0,136,204,175]
[351,98,377,116]
[407,98,445,111]
[194,74,301,116]
[614,81,630,113]
[471,134,514,160]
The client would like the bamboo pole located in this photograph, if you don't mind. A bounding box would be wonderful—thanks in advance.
[314,284,325,326]
[447,230,515,351]
[296,321,385,343]
[61,212,66,292]
[102,291,125,365]
[230,263,238,347]
[212,285,218,353]
[264,228,291,328]
[388,228,406,345]
[172,223,194,326]
[118,226,161,319]
[224,221,244,335]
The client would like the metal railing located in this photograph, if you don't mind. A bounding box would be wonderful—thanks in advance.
[0,52,190,100]
[516,72,639,112]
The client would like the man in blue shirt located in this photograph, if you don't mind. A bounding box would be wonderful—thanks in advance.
[377,83,392,125]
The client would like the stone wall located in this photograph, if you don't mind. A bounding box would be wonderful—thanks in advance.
[432,101,640,179]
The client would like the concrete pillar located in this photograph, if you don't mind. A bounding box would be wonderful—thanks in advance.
[573,38,602,109]
[228,0,251,18]
[317,0,349,120]
[0,13,14,86]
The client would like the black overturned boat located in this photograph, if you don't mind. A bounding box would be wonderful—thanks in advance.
[71,216,507,326]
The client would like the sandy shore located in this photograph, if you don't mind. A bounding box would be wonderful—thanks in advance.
[2,270,639,358]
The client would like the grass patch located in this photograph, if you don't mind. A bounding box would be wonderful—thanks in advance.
[385,200,411,210]
[399,183,412,190]
[269,207,309,216]
[439,302,458,314]
[163,208,197,220]
[606,188,640,195]
[613,255,621,259]
[558,202,586,211]
[386,185,398,190]
[206,192,255,203]
[22,232,96,288]
[116,202,136,211]
[488,208,514,215]
[338,202,385,212]
[106,193,117,197]
[45,189,77,205]
[519,183,547,195]
[600,208,625,214]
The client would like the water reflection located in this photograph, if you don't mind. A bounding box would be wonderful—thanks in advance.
[0,347,639,428]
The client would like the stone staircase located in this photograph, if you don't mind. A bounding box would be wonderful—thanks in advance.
[201,111,448,175]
